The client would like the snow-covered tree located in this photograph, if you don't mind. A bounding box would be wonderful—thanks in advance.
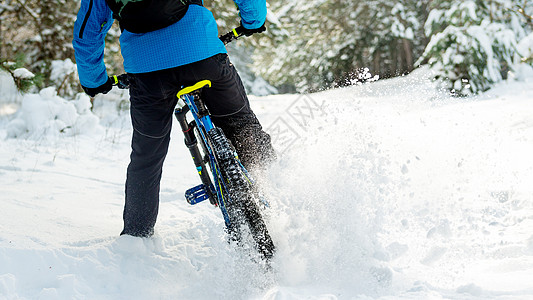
[0,0,80,96]
[253,0,429,92]
[514,0,533,64]
[420,0,532,95]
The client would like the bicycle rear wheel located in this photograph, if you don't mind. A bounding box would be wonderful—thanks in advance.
[207,127,275,260]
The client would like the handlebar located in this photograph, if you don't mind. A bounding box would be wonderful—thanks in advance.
[111,74,129,89]
[111,26,247,90]
[219,26,246,45]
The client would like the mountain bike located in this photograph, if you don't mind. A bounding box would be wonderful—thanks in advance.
[112,27,275,260]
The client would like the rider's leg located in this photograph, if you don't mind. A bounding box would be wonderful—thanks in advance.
[211,112,275,170]
[122,71,178,237]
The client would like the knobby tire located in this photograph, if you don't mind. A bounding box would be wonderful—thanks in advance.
[207,127,275,260]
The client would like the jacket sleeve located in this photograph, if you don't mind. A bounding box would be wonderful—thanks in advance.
[72,0,114,88]
[233,0,267,29]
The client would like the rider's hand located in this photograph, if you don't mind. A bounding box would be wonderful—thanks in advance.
[115,74,130,89]
[240,21,266,36]
[82,77,113,97]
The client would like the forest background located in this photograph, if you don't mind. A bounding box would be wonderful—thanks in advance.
[1,0,532,97]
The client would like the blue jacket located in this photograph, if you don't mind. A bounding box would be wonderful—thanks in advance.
[73,0,267,88]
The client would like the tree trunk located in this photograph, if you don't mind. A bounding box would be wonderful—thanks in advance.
[0,18,3,58]
[373,50,381,77]
[402,38,413,72]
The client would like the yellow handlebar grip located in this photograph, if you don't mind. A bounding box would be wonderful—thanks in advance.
[177,80,212,99]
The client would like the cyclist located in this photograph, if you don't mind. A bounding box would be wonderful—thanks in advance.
[73,0,275,238]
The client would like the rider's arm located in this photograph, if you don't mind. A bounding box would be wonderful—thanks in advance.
[72,0,114,88]
[233,0,267,29]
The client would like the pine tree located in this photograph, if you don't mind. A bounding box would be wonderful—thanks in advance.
[1,0,81,96]
[253,0,429,92]
[420,0,532,95]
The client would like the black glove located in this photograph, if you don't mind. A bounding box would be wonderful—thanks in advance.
[82,77,113,97]
[240,21,266,36]
[114,74,130,89]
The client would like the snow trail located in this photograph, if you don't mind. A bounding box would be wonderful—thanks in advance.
[1,68,533,299]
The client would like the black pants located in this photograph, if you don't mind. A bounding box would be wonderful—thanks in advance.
[121,53,274,237]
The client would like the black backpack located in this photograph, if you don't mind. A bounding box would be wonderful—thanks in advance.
[105,0,203,33]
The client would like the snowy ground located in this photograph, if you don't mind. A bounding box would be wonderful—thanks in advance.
[1,67,533,299]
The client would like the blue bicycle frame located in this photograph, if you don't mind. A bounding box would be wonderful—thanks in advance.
[174,81,234,226]
[175,86,270,233]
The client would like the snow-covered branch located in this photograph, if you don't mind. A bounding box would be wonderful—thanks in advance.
[515,0,533,26]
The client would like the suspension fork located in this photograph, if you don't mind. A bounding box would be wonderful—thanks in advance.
[174,105,216,205]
